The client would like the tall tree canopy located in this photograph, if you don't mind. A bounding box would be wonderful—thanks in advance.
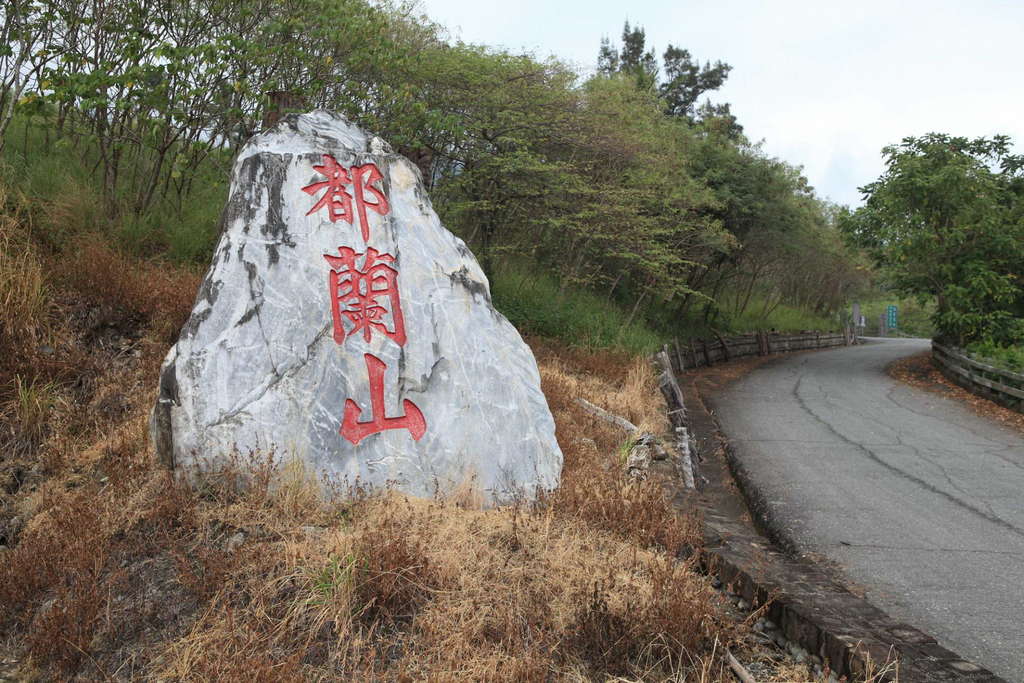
[659,45,732,119]
[597,21,737,133]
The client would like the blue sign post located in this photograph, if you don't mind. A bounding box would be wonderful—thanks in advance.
[886,304,897,332]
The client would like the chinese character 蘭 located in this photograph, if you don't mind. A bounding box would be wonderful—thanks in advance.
[323,246,406,347]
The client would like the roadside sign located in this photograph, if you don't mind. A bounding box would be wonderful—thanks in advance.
[887,304,897,330]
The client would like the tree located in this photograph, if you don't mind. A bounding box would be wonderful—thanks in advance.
[590,22,861,330]
[421,45,583,277]
[842,134,1024,345]
[0,0,57,153]
[598,22,657,91]
[29,0,408,215]
[596,24,733,128]
[568,75,727,311]
[659,45,731,120]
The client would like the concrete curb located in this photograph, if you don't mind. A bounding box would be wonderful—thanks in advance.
[671,358,1007,682]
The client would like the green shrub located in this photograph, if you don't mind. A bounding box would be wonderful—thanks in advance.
[724,298,838,334]
[490,265,663,354]
[965,341,1024,374]
[1,114,226,265]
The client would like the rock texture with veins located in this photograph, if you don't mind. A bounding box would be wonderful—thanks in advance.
[151,111,562,502]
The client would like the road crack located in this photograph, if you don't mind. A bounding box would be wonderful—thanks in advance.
[792,375,1024,541]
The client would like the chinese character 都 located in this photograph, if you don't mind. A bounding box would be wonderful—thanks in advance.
[303,154,389,242]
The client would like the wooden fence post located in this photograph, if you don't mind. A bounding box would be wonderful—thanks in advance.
[713,330,731,362]
[654,351,696,488]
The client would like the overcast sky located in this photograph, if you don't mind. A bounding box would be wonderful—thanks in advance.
[416,0,1024,207]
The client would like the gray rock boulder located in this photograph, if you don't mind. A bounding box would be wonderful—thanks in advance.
[151,111,562,503]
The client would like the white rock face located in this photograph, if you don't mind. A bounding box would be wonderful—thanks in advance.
[151,111,562,502]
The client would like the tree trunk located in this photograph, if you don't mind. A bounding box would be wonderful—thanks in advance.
[0,74,28,155]
[620,286,650,335]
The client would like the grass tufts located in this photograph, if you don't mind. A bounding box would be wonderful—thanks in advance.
[491,263,664,354]
[1,374,63,457]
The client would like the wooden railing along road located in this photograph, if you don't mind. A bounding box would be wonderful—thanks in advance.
[663,329,857,374]
[653,328,855,493]
[932,342,1024,413]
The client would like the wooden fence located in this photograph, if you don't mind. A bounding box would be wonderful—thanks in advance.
[932,342,1024,413]
[663,328,856,375]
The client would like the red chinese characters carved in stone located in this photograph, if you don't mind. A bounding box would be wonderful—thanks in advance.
[323,246,406,347]
[342,354,426,445]
[303,154,389,242]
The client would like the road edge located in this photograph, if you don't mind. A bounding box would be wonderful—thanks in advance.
[676,352,1007,682]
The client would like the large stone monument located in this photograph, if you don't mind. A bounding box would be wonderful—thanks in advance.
[151,111,562,502]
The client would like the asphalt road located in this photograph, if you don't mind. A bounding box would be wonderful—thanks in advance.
[710,338,1024,681]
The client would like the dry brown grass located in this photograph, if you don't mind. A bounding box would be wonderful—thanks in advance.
[534,340,695,554]
[55,233,202,344]
[0,186,77,476]
[0,186,56,385]
[153,481,732,681]
[2,433,734,680]
[0,189,748,680]
[0,203,49,346]
[0,332,736,679]
[538,346,669,435]
[0,183,199,462]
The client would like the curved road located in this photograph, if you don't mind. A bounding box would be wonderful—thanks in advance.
[710,338,1024,681]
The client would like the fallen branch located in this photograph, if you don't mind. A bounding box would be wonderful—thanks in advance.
[575,397,638,434]
[726,650,757,683]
